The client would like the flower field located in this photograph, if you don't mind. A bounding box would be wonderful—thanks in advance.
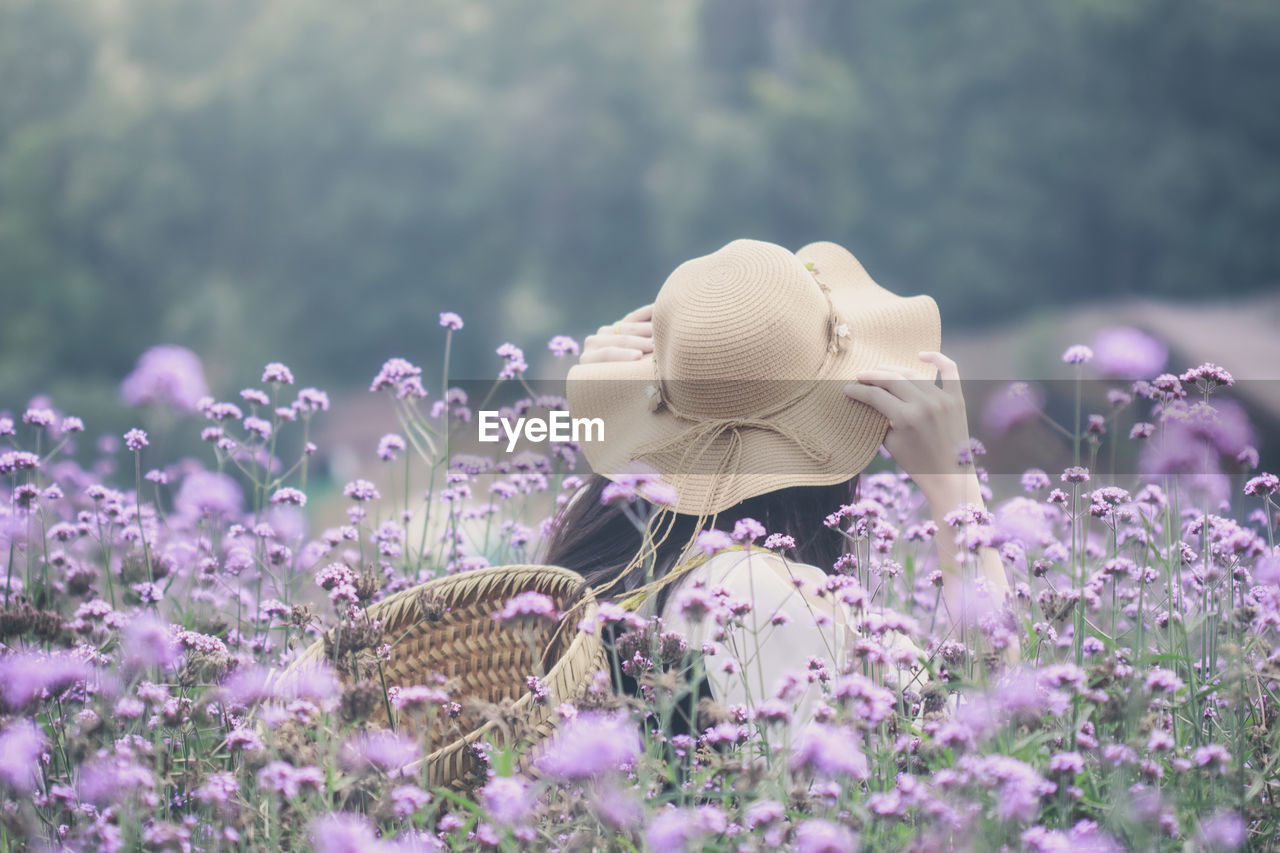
[1,321,1278,852]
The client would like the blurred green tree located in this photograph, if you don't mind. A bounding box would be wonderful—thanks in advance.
[1,0,1277,420]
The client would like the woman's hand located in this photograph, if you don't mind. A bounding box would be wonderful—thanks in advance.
[843,351,1015,643]
[842,351,974,507]
[579,304,654,364]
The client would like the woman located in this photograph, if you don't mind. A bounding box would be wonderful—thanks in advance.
[543,239,1011,732]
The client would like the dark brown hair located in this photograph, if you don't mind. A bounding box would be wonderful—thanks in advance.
[541,473,860,610]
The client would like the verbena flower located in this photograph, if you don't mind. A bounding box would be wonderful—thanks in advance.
[261,362,295,385]
[377,433,406,461]
[339,730,420,776]
[123,428,149,451]
[493,591,558,623]
[1180,362,1234,391]
[1061,345,1093,365]
[0,721,46,793]
[732,517,766,542]
[439,311,464,330]
[481,775,534,826]
[270,487,307,507]
[696,529,733,556]
[1091,327,1167,378]
[343,479,380,502]
[121,345,209,413]
[1244,473,1278,497]
[794,819,859,853]
[535,711,641,780]
[496,342,528,379]
[548,335,580,357]
[789,723,870,779]
[174,470,243,519]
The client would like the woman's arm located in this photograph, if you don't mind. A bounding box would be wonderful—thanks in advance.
[843,352,1014,644]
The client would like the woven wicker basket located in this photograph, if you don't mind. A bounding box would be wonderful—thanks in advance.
[282,564,606,790]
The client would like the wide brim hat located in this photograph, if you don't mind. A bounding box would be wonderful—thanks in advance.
[566,239,941,516]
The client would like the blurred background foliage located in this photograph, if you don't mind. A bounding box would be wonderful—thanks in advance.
[2,0,1279,415]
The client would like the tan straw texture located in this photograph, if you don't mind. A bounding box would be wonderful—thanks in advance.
[282,564,605,790]
[567,239,941,515]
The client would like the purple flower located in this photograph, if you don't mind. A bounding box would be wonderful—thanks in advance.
[295,387,330,413]
[794,819,859,853]
[764,533,796,550]
[121,345,209,413]
[439,312,464,330]
[1130,422,1155,439]
[481,775,534,826]
[0,451,41,474]
[1245,473,1278,497]
[982,382,1044,437]
[0,651,91,710]
[0,417,13,436]
[1181,362,1234,392]
[78,754,156,805]
[270,487,307,507]
[535,711,641,780]
[390,785,432,820]
[123,428,148,451]
[497,343,528,380]
[343,479,380,502]
[204,401,243,421]
[1020,468,1051,492]
[1144,668,1184,694]
[696,529,733,556]
[1048,752,1085,775]
[548,335,581,357]
[22,408,55,427]
[1090,327,1167,378]
[261,362,294,385]
[370,358,424,397]
[240,388,270,406]
[964,754,1055,822]
[194,771,240,806]
[309,813,381,853]
[340,730,420,775]
[0,721,46,792]
[732,517,765,542]
[1061,466,1090,484]
[645,808,701,853]
[243,416,272,439]
[494,591,559,623]
[377,433,406,461]
[257,761,325,798]
[123,613,179,669]
[789,723,870,779]
[175,470,243,519]
[1192,744,1231,772]
[1195,810,1245,851]
[1238,446,1259,469]
[745,800,786,829]
[1062,345,1093,365]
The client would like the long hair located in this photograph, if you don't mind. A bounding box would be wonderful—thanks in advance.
[541,473,860,611]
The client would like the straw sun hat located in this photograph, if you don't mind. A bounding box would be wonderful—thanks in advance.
[566,239,941,516]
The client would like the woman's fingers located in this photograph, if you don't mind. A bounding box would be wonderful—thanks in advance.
[843,381,909,423]
[580,345,646,364]
[918,351,963,400]
[584,333,651,352]
[621,303,654,323]
[852,367,933,407]
[595,322,652,339]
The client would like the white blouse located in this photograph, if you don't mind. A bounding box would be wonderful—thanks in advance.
[656,548,928,736]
